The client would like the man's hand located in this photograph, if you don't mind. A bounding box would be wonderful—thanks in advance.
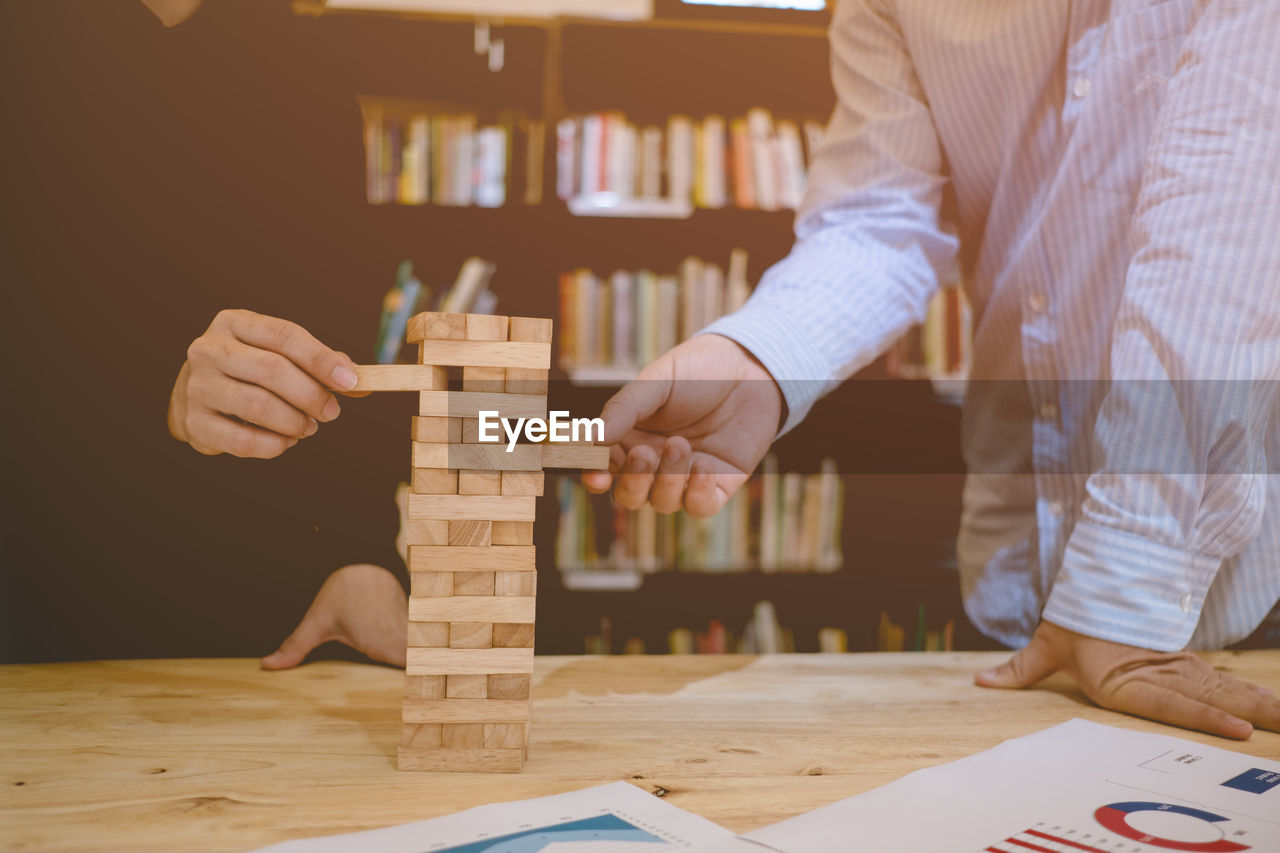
[261,564,407,670]
[976,620,1280,739]
[581,334,782,518]
[168,309,363,459]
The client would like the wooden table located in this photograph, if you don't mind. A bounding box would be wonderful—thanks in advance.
[3,652,1279,851]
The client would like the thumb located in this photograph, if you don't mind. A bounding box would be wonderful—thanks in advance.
[975,633,1060,689]
[260,611,333,671]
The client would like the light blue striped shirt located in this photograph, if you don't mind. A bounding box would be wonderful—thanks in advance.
[706,0,1280,651]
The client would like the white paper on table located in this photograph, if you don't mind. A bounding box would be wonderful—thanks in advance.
[745,718,1280,853]
[248,780,765,853]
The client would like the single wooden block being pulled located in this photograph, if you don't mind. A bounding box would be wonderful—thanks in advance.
[353,365,448,392]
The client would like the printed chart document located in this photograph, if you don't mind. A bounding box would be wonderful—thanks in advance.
[747,718,1280,853]
[249,781,759,853]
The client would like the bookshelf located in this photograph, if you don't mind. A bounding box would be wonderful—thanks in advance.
[296,0,969,654]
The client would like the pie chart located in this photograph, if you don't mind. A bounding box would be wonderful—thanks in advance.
[1093,802,1249,852]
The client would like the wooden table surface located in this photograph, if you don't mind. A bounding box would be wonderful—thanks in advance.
[3,651,1279,851]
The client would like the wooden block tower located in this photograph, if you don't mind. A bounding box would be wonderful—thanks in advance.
[353,312,609,773]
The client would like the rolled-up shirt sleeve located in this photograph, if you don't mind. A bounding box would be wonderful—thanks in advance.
[703,0,959,433]
[1044,0,1280,651]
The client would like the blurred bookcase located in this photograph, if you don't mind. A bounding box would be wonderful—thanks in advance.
[293,0,968,654]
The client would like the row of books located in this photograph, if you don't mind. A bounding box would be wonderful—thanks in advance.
[558,250,752,371]
[555,109,824,210]
[877,608,956,652]
[373,257,498,363]
[886,285,972,381]
[555,456,844,578]
[361,99,545,207]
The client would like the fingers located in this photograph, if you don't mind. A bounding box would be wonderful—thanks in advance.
[581,444,626,494]
[974,630,1060,688]
[202,377,314,440]
[219,339,342,423]
[1107,679,1253,739]
[218,309,359,392]
[684,458,745,518]
[649,437,692,514]
[187,408,298,459]
[260,608,334,671]
[1171,667,1280,733]
[610,444,660,510]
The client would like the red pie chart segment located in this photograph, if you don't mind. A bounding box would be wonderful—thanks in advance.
[1093,802,1249,852]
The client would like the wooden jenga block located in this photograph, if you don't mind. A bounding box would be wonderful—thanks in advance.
[403,675,446,699]
[418,390,547,420]
[409,597,535,623]
[484,723,527,750]
[412,468,458,495]
[396,747,523,773]
[495,571,536,597]
[408,647,535,676]
[452,571,495,596]
[487,674,530,700]
[449,622,493,648]
[408,312,466,342]
[413,443,543,471]
[458,469,502,495]
[491,521,534,545]
[540,444,611,469]
[403,519,449,546]
[406,622,450,647]
[353,365,448,392]
[506,317,552,395]
[446,674,487,698]
[400,724,443,749]
[411,495,536,522]
[417,340,551,370]
[411,416,461,444]
[500,471,545,496]
[442,723,486,749]
[464,313,509,341]
[410,571,453,597]
[492,623,535,648]
[462,367,507,392]
[408,545,535,572]
[448,520,492,546]
[402,699,529,724]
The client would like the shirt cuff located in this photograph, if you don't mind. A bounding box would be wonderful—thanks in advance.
[1042,520,1222,652]
[701,303,836,436]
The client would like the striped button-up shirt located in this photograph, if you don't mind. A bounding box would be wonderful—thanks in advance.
[706,0,1280,651]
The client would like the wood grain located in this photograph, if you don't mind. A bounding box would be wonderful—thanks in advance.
[402,699,531,724]
[409,571,453,597]
[445,674,487,699]
[408,545,536,572]
[418,390,548,420]
[406,647,535,675]
[12,654,1277,848]
[412,443,543,472]
[411,468,458,495]
[451,571,495,596]
[409,495,537,522]
[495,572,536,597]
[402,518,449,546]
[458,470,502,495]
[487,673,531,699]
[448,623,493,649]
[417,340,551,370]
[395,746,524,773]
[408,597,536,624]
[406,622,449,647]
[464,314,508,342]
[411,416,461,444]
[447,520,492,547]
[408,312,466,342]
[500,471,545,496]
[353,365,448,392]
[491,521,534,545]
[540,444,611,470]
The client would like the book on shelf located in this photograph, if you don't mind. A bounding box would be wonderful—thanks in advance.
[556,108,825,214]
[361,96,543,208]
[877,608,955,652]
[886,284,972,382]
[559,248,753,374]
[554,454,844,582]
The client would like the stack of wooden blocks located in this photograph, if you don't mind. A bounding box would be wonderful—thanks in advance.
[353,311,609,773]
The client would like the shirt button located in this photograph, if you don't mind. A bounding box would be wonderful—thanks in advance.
[1039,402,1059,420]
[1073,77,1092,99]
[1179,594,1192,614]
[1028,293,1047,313]
[1048,501,1065,516]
